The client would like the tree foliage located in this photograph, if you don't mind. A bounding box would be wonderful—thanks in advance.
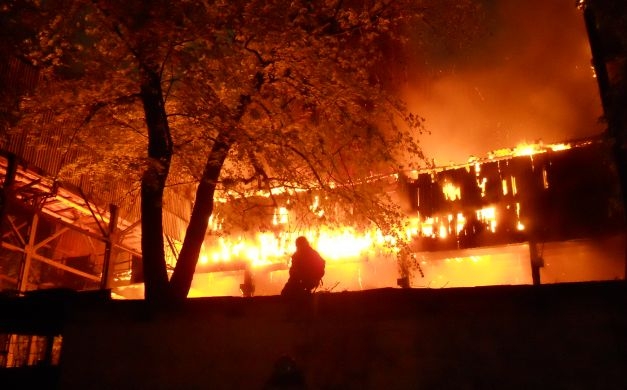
[2,0,476,303]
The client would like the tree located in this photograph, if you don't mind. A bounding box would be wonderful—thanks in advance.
[3,0,475,304]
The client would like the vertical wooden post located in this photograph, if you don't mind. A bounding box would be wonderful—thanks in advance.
[42,334,55,366]
[17,213,39,293]
[529,238,543,286]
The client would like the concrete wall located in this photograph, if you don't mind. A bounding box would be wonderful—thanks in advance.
[59,282,627,389]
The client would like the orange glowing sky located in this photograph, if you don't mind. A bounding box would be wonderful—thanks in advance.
[400,0,604,165]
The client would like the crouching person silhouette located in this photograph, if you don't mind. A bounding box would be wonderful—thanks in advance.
[281,236,325,297]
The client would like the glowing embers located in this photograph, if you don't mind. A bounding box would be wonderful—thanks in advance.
[477,207,497,232]
[477,177,488,197]
[487,141,573,161]
[309,195,325,218]
[511,176,518,196]
[441,180,461,201]
[515,202,525,231]
[549,143,571,152]
[542,166,549,189]
[422,214,467,239]
[513,143,539,157]
[272,207,289,225]
[416,207,498,239]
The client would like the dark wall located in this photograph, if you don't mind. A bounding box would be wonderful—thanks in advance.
[57,282,627,389]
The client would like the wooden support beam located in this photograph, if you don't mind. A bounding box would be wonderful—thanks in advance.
[2,241,101,282]
[34,227,69,251]
[17,214,39,292]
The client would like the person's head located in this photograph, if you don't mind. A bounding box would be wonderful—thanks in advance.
[295,236,309,250]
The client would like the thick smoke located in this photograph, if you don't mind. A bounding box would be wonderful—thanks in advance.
[402,0,604,166]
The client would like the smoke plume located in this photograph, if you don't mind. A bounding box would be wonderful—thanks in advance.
[402,0,604,165]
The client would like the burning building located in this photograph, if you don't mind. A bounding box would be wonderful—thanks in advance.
[1,0,626,370]
[172,137,624,298]
[1,0,626,299]
[2,119,624,301]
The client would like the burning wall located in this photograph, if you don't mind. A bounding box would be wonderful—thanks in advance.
[407,139,622,249]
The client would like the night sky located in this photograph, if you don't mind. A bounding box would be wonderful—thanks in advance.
[400,0,604,165]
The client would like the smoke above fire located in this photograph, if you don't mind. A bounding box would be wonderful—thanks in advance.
[400,0,604,166]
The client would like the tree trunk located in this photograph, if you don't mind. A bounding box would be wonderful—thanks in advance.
[169,130,232,300]
[139,70,173,304]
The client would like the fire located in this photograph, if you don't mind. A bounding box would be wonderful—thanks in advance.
[272,207,289,225]
[202,233,288,268]
[513,142,540,157]
[194,207,504,273]
[316,229,377,261]
[487,140,574,161]
[191,141,573,284]
[442,181,461,201]
[113,138,591,299]
[549,143,571,152]
[204,139,574,268]
[477,207,497,232]
[197,227,390,271]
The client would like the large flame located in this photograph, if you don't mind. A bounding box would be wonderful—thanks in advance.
[112,140,615,300]
[189,141,562,293]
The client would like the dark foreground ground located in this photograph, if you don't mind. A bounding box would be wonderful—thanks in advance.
[2,281,627,389]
